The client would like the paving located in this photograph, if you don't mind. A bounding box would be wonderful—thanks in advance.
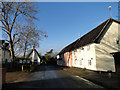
[2,65,104,89]
[62,66,120,89]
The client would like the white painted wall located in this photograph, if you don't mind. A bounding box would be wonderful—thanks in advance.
[72,51,75,67]
[29,51,41,65]
[32,51,35,62]
[95,22,119,72]
[72,44,97,71]
[0,49,11,64]
[37,55,41,65]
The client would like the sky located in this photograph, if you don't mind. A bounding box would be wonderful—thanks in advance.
[0,2,119,55]
[33,2,118,55]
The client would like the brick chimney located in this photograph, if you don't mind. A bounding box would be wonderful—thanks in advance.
[33,46,35,51]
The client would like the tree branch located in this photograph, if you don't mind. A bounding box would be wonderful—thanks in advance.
[13,38,20,46]
[1,14,9,26]
[1,21,7,30]
[10,5,20,32]
[13,33,20,42]
[2,28,9,34]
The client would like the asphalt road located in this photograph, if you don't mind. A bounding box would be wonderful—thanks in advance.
[4,65,103,88]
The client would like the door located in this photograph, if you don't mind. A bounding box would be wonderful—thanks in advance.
[113,52,120,74]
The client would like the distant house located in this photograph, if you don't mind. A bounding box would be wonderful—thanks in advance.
[57,18,120,72]
[26,46,41,65]
[0,40,11,64]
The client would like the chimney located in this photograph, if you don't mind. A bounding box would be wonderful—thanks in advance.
[33,46,35,51]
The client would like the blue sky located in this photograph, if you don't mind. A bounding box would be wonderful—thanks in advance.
[33,2,118,55]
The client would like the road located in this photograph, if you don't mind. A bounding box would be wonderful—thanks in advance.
[4,65,103,88]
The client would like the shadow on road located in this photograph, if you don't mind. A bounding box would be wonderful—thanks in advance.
[36,65,64,72]
[3,76,100,89]
[3,77,75,88]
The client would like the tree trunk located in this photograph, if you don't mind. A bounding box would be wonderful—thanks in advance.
[23,41,27,59]
[8,34,15,69]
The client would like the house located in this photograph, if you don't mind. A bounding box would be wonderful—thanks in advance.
[0,40,11,64]
[26,46,41,65]
[57,18,120,72]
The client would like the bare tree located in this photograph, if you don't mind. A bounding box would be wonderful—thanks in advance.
[0,2,42,68]
[14,22,48,58]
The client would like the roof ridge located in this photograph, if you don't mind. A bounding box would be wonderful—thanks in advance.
[76,18,110,41]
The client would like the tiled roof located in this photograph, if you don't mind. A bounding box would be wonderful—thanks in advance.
[58,39,79,55]
[58,18,120,55]
[26,49,41,59]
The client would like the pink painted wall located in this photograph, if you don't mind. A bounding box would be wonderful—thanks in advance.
[63,52,73,67]
[70,51,73,67]
[64,52,69,66]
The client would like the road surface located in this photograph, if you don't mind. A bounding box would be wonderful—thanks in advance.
[4,65,103,88]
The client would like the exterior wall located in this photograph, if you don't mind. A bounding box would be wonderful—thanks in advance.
[32,51,35,62]
[72,51,75,67]
[29,51,41,65]
[0,49,11,64]
[72,44,97,71]
[57,54,64,66]
[64,52,69,66]
[69,51,73,67]
[57,52,73,67]
[63,51,73,67]
[118,23,120,51]
[95,22,119,72]
[37,55,41,65]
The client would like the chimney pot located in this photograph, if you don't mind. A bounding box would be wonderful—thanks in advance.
[33,46,35,51]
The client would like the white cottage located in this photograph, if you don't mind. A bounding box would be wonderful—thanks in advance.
[27,46,41,65]
[0,40,11,64]
[57,18,120,72]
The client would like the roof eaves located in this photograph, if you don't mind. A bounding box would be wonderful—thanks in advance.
[26,49,33,58]
[34,49,41,58]
[112,18,120,24]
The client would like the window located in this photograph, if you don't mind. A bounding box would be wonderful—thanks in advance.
[74,49,77,52]
[74,55,77,65]
[80,58,83,65]
[75,59,77,65]
[87,46,90,51]
[116,40,119,44]
[74,52,75,55]
[81,48,84,50]
[88,58,93,66]
[88,60,91,66]
[79,49,81,53]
